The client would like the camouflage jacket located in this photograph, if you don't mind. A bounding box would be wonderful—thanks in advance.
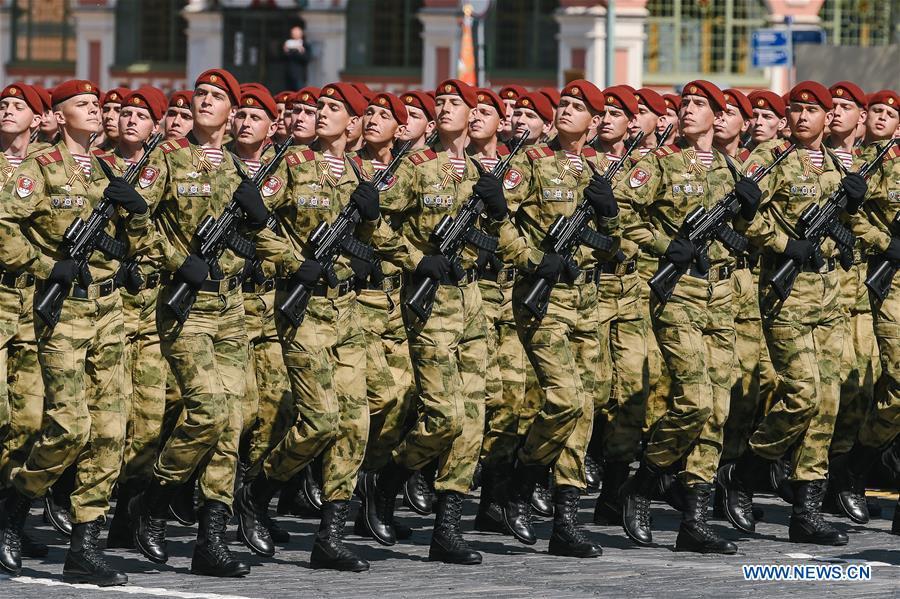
[614,139,738,266]
[0,153,19,189]
[0,140,130,281]
[588,145,644,261]
[850,141,900,253]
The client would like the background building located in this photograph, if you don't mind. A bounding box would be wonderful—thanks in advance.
[0,0,896,94]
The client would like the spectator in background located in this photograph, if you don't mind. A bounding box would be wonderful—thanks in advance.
[283,24,310,90]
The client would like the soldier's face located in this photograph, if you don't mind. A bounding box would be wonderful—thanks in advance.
[435,95,470,135]
[788,102,832,143]
[292,104,317,143]
[39,109,58,134]
[865,104,900,140]
[679,95,716,137]
[629,104,659,138]
[713,105,748,143]
[0,97,39,135]
[163,107,193,140]
[468,104,501,141]
[512,107,549,143]
[555,97,596,136]
[363,105,402,144]
[193,84,233,129]
[751,108,785,143]
[500,99,516,135]
[102,103,121,138]
[399,105,432,142]
[657,108,677,137]
[56,94,101,135]
[119,106,156,145]
[830,97,865,136]
[275,102,287,137]
[281,104,294,134]
[598,105,631,143]
[316,97,353,139]
[233,107,275,145]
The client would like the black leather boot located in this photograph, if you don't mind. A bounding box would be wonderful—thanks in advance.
[169,472,198,526]
[191,500,251,577]
[788,480,848,546]
[361,460,413,546]
[107,482,136,549]
[829,446,879,525]
[474,464,506,533]
[891,497,899,535]
[403,470,434,515]
[594,461,630,525]
[501,461,545,545]
[584,454,601,492]
[43,492,72,538]
[235,474,280,556]
[63,518,127,586]
[275,471,318,518]
[531,475,553,518]
[300,465,324,512]
[128,479,174,564]
[717,450,770,534]
[429,492,481,565]
[619,460,660,546]
[657,472,687,512]
[675,483,737,554]
[353,507,412,539]
[311,501,369,572]
[549,485,602,558]
[0,488,32,575]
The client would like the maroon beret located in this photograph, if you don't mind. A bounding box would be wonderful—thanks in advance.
[1,82,43,115]
[122,86,167,121]
[537,87,561,108]
[274,90,293,105]
[682,80,727,113]
[561,79,605,113]
[289,86,320,110]
[238,83,278,119]
[168,90,193,109]
[829,81,867,107]
[402,90,436,121]
[748,90,785,118]
[435,79,478,108]
[476,88,505,117]
[370,92,408,125]
[663,93,680,112]
[499,85,528,102]
[515,92,554,123]
[867,89,899,111]
[320,82,368,116]
[101,87,130,107]
[51,80,100,106]
[723,88,753,120]
[351,82,375,102]
[30,84,52,112]
[635,88,667,116]
[603,85,639,116]
[789,81,833,110]
[195,68,241,105]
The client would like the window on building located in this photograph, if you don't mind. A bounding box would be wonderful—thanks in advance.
[820,0,899,46]
[484,0,559,82]
[9,0,75,67]
[644,0,768,86]
[345,0,424,74]
[115,0,188,70]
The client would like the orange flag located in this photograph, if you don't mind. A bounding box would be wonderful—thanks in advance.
[458,4,476,85]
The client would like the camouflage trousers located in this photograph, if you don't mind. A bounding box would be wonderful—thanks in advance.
[647,274,735,486]
[11,289,124,523]
[0,285,43,486]
[267,290,367,502]
[722,267,776,462]
[156,284,248,508]
[754,268,844,481]
[479,276,529,469]
[638,258,673,434]
[119,285,167,485]
[596,267,649,464]
[398,279,488,494]
[859,279,900,450]
[513,277,600,489]
[832,263,878,456]
[357,283,414,472]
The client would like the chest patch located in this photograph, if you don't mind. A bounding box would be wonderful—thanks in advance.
[423,194,454,208]
[629,168,650,188]
[296,195,331,209]
[542,188,576,201]
[177,182,212,196]
[672,183,705,195]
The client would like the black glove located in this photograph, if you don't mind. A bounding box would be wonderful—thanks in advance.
[292,259,324,287]
[414,255,452,281]
[474,173,507,221]
[884,239,900,263]
[664,238,695,269]
[104,177,148,214]
[175,254,209,289]
[349,256,373,287]
[584,176,617,218]
[783,238,815,265]
[535,253,565,282]
[841,173,867,215]
[233,179,268,228]
[350,181,380,221]
[735,177,762,221]
[48,258,80,288]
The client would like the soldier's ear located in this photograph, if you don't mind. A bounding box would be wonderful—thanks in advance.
[394,124,407,140]
[30,114,41,130]
[267,119,278,138]
[54,109,66,127]
[824,110,835,127]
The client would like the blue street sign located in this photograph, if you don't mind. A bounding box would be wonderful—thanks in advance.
[752,29,790,67]
[792,28,826,45]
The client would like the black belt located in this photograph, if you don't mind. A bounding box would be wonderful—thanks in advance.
[480,267,518,285]
[134,271,161,291]
[734,256,758,271]
[242,278,276,293]
[71,278,116,299]
[595,259,638,278]
[0,271,35,289]
[802,257,838,273]
[687,264,733,282]
[275,277,354,298]
[456,267,480,286]
[360,273,402,293]
[161,272,242,294]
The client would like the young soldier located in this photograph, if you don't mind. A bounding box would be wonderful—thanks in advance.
[129,69,271,577]
[630,88,667,156]
[399,91,436,150]
[498,85,527,144]
[98,88,130,151]
[273,90,293,145]
[31,84,59,149]
[658,94,680,145]
[235,82,376,572]
[719,81,867,547]
[291,86,319,146]
[0,80,151,584]
[162,91,194,141]
[615,81,761,554]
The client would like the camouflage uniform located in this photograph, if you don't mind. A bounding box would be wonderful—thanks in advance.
[255,146,368,502]
[741,142,846,481]
[0,142,130,522]
[615,142,738,486]
[137,135,260,507]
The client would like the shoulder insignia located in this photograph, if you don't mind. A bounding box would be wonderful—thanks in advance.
[408,149,438,166]
[497,144,511,157]
[91,148,107,157]
[581,147,597,158]
[138,166,160,188]
[888,144,900,161]
[15,175,36,198]
[737,148,751,163]
[628,167,651,188]
[97,154,118,168]
[261,175,284,198]
[36,149,63,167]
[503,168,523,191]
[745,161,762,178]
[285,148,316,167]
[773,140,793,157]
[161,138,190,154]
[653,143,681,158]
[525,145,554,162]
[350,155,365,169]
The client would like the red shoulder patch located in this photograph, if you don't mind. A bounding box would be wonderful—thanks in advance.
[36,149,63,167]
[774,140,793,157]
[653,143,681,158]
[408,149,437,166]
[285,148,316,167]
[525,145,554,162]
[15,175,36,198]
[161,138,190,154]
[97,154,118,168]
[581,147,597,158]
[261,175,284,197]
[888,143,900,161]
[497,144,511,157]
[628,167,650,188]
[737,148,751,163]
[91,148,106,157]
[138,166,160,188]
